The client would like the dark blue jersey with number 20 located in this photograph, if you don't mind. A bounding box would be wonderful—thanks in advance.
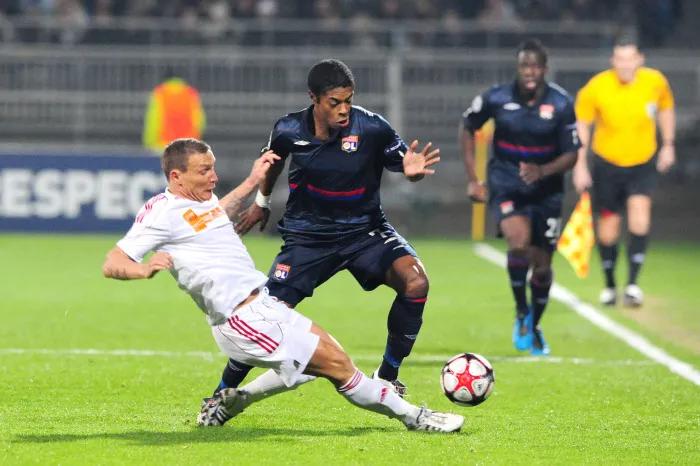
[265,105,408,242]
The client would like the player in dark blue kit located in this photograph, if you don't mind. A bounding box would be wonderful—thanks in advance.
[212,59,440,398]
[460,39,580,356]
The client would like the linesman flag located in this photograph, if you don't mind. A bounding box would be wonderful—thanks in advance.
[557,192,595,278]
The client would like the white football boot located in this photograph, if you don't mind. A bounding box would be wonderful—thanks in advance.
[623,284,644,307]
[599,287,617,306]
[405,405,465,433]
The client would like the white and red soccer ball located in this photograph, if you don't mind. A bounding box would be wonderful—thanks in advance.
[441,353,495,407]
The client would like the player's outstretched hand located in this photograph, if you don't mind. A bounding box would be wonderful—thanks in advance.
[235,204,270,236]
[144,252,173,278]
[519,162,543,185]
[403,140,440,180]
[656,144,675,174]
[467,181,487,203]
[249,150,281,185]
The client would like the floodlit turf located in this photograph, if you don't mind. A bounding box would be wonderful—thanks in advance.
[1,234,699,465]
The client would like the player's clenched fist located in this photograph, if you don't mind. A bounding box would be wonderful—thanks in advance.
[144,252,173,278]
[467,181,487,203]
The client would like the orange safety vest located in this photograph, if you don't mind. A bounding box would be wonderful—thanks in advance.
[143,78,206,153]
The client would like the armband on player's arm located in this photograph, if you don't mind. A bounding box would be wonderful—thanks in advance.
[102,247,150,280]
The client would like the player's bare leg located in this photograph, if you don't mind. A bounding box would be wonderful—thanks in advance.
[374,255,430,396]
[305,327,464,432]
[529,247,553,355]
[624,195,651,307]
[198,322,343,426]
[201,322,464,432]
[597,211,622,306]
[500,215,534,351]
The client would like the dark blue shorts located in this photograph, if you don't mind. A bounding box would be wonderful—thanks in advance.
[489,169,564,254]
[265,223,418,306]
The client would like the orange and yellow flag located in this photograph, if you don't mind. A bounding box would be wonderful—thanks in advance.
[557,192,595,278]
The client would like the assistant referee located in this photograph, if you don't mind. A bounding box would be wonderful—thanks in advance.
[573,36,675,308]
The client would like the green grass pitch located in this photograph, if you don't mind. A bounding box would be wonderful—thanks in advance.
[1,234,698,465]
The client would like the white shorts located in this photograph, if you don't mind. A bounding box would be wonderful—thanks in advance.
[212,289,320,387]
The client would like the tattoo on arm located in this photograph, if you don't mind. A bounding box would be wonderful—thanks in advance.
[222,195,246,220]
[110,267,132,280]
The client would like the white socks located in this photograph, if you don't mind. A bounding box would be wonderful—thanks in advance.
[239,369,316,407]
[236,368,421,427]
[338,369,420,425]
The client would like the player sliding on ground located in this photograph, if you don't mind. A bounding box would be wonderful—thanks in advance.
[102,138,463,433]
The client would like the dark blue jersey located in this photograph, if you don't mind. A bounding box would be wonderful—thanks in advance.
[462,81,580,196]
[265,105,408,242]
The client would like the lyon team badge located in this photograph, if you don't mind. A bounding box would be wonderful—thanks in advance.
[539,104,555,120]
[274,264,291,280]
[341,135,359,153]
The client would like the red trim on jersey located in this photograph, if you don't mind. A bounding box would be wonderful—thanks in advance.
[135,194,167,223]
[306,184,366,198]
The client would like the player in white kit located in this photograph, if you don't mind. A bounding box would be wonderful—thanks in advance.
[102,138,464,433]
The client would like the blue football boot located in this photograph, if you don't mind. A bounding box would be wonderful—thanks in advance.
[512,307,533,351]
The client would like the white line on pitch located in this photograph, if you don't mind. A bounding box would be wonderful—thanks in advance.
[0,348,654,366]
[473,242,700,386]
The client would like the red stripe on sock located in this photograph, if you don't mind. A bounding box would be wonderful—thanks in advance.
[339,370,362,393]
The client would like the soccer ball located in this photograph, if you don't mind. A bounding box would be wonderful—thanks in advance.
[441,353,495,407]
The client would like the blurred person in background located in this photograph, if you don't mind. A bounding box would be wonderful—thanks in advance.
[573,35,675,307]
[461,39,579,356]
[143,67,206,154]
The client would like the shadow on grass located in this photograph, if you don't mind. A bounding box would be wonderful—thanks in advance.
[14,426,393,446]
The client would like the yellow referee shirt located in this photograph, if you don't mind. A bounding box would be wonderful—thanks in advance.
[575,67,674,167]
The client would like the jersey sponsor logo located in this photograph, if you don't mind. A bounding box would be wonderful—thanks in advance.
[539,104,555,120]
[182,206,226,232]
[500,201,514,215]
[503,102,521,111]
[385,139,403,155]
[341,135,359,153]
[274,263,290,280]
[294,140,311,146]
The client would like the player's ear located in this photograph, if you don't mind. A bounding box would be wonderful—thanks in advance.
[309,91,317,103]
[169,169,181,183]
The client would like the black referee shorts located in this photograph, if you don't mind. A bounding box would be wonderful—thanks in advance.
[591,155,657,215]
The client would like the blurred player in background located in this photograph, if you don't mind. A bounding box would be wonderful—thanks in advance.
[143,68,207,154]
[102,138,463,432]
[213,59,440,399]
[460,39,580,355]
[573,36,675,307]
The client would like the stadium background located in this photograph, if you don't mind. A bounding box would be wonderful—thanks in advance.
[0,0,698,239]
[2,2,700,465]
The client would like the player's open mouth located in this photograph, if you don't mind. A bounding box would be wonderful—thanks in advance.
[524,80,537,89]
[337,119,349,127]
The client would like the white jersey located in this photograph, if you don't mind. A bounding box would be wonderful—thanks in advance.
[117,189,268,326]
